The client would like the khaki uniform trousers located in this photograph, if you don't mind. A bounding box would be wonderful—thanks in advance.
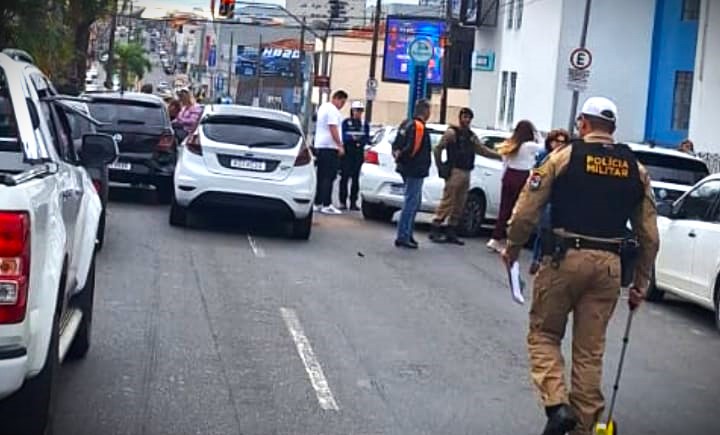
[433,168,470,226]
[528,248,621,435]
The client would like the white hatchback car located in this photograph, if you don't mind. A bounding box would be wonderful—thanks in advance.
[627,143,710,204]
[170,105,316,239]
[648,173,720,330]
[359,123,509,236]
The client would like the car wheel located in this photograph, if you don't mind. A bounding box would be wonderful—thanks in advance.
[169,196,188,227]
[645,266,665,302]
[95,209,106,252]
[156,181,173,204]
[459,191,486,237]
[66,257,95,360]
[0,305,59,435]
[290,209,313,240]
[361,201,394,222]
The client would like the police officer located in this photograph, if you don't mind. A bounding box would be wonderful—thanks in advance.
[501,97,659,435]
[430,107,499,245]
[339,101,370,210]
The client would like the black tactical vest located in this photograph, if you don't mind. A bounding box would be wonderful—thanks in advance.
[551,141,644,239]
[447,127,476,170]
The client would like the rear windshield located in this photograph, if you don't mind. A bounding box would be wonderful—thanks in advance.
[0,68,20,152]
[202,115,301,149]
[0,67,32,174]
[634,151,709,186]
[88,100,167,126]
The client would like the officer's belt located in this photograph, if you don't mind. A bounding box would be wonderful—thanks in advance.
[560,237,621,255]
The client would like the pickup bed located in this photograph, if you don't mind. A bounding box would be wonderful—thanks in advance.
[0,51,116,435]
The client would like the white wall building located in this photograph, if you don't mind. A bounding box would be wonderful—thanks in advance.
[689,0,720,153]
[286,0,369,28]
[471,0,656,142]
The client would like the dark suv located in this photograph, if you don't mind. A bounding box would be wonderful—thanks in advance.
[83,92,176,201]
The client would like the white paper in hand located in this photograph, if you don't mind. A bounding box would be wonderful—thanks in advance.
[507,261,526,305]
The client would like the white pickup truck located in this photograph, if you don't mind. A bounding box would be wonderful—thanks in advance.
[0,51,117,434]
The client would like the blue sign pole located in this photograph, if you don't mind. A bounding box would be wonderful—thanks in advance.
[208,45,217,68]
[406,38,434,120]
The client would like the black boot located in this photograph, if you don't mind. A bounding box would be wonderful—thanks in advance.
[541,404,577,435]
[429,222,446,243]
[445,226,465,246]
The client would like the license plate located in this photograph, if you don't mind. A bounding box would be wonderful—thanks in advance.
[390,184,405,195]
[109,161,131,171]
[230,159,266,171]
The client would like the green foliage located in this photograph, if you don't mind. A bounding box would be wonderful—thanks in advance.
[115,43,151,91]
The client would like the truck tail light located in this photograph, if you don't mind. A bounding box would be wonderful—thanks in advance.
[364,149,379,165]
[186,133,202,155]
[0,212,30,324]
[294,145,312,166]
[156,134,174,152]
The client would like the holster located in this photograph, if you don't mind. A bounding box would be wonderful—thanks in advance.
[540,228,568,267]
[620,237,640,287]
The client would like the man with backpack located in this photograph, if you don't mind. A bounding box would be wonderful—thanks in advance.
[429,108,500,245]
[392,99,432,249]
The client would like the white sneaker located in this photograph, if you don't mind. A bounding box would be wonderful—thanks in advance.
[320,205,343,215]
[486,239,505,253]
[313,204,321,212]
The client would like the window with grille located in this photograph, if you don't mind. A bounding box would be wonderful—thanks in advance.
[506,0,515,29]
[672,71,693,131]
[498,71,518,129]
[682,0,700,21]
[516,0,524,29]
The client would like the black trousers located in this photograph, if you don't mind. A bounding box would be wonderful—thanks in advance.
[339,153,363,205]
[315,148,339,207]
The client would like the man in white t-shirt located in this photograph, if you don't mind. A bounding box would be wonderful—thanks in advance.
[313,90,348,214]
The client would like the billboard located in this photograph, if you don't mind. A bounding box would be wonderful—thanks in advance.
[235,46,305,79]
[382,16,446,85]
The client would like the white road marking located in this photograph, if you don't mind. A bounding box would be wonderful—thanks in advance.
[690,328,705,336]
[247,234,265,258]
[280,307,339,411]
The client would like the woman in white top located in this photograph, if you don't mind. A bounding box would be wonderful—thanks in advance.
[487,120,542,252]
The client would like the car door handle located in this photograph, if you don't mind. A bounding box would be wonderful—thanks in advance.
[483,171,493,176]
[688,230,696,238]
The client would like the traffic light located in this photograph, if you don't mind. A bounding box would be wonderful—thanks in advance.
[328,0,346,20]
[219,0,235,18]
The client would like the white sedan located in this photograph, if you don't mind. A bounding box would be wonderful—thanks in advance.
[359,124,509,236]
[170,105,316,239]
[649,173,720,330]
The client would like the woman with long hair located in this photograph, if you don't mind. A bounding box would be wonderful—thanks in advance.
[487,120,542,252]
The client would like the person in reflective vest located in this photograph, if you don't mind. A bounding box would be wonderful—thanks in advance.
[339,101,370,210]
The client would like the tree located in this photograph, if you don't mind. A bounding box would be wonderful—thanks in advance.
[114,42,151,91]
[66,0,114,89]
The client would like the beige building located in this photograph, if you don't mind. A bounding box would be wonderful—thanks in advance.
[313,35,470,126]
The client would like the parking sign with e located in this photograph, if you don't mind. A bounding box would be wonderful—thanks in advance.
[570,48,592,70]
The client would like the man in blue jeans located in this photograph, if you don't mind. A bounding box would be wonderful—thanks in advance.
[391,99,432,249]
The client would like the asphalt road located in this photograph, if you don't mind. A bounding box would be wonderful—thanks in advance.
[50,187,720,435]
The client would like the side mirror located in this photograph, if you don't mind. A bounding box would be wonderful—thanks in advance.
[656,201,673,218]
[80,134,118,167]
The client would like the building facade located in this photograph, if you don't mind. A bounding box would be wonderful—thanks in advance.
[470,0,719,153]
[286,0,369,28]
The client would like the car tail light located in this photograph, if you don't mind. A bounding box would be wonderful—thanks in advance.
[365,149,379,165]
[156,134,174,152]
[91,179,102,193]
[0,212,30,324]
[186,133,202,155]
[294,145,312,166]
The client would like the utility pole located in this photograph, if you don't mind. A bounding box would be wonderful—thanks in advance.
[257,34,264,103]
[295,18,306,116]
[365,0,382,125]
[227,31,234,96]
[439,0,452,124]
[568,0,593,134]
[105,0,118,89]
